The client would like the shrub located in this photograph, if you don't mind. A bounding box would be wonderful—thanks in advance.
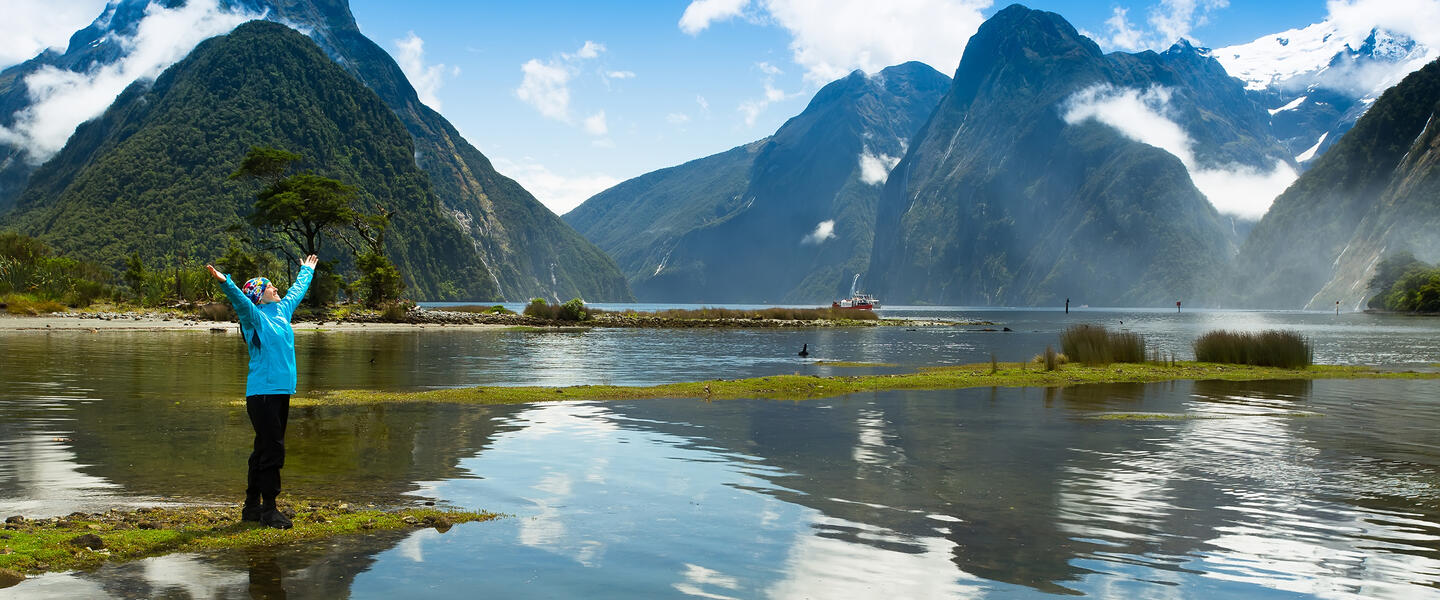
[379,302,410,322]
[558,298,589,321]
[1060,324,1147,365]
[356,251,405,307]
[2,294,67,315]
[523,297,556,319]
[1193,330,1312,368]
[196,302,235,321]
[445,304,514,314]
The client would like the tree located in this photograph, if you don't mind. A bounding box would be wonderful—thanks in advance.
[123,253,146,299]
[231,147,358,258]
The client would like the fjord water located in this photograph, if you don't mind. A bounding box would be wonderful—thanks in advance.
[3,308,1440,598]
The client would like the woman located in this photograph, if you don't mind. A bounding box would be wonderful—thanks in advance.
[206,254,318,529]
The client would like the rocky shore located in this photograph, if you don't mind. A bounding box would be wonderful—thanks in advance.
[1,306,989,331]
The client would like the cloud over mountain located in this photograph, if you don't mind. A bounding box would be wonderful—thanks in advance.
[0,0,258,163]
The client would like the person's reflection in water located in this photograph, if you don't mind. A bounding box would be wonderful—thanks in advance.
[247,550,287,600]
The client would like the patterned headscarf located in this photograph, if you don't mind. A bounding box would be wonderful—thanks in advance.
[242,277,271,305]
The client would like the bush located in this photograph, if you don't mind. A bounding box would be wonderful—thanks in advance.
[1193,330,1313,368]
[1060,324,1147,365]
[356,251,405,307]
[196,302,235,321]
[559,298,589,321]
[379,301,411,322]
[2,294,67,315]
[523,297,555,319]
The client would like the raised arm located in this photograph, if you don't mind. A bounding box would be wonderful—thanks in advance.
[207,264,261,328]
[279,255,318,318]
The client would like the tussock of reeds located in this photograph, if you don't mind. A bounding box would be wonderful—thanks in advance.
[1193,329,1313,368]
[1060,324,1146,365]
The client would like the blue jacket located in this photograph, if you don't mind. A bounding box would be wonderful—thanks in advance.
[220,266,314,396]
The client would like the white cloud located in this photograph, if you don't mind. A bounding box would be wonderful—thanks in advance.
[801,220,836,244]
[679,0,752,35]
[0,0,110,70]
[1148,0,1229,46]
[583,111,608,135]
[696,95,711,115]
[737,63,799,127]
[1095,0,1230,51]
[604,70,635,80]
[0,0,258,163]
[858,150,901,185]
[569,41,605,60]
[756,0,991,84]
[393,31,454,111]
[666,112,691,124]
[516,41,614,128]
[516,58,573,122]
[1061,84,1297,219]
[1103,7,1146,51]
[493,157,621,215]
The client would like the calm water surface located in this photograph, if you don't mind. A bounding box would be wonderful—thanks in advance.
[2,308,1440,598]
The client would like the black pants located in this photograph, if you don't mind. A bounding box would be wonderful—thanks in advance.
[245,394,290,507]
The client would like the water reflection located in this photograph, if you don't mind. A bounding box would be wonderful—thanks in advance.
[5,325,1440,597]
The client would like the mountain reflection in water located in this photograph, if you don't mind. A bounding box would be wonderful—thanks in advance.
[3,323,1440,597]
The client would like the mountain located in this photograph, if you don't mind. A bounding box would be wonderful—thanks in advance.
[865,5,1282,307]
[1232,58,1440,310]
[565,62,952,303]
[1215,23,1435,167]
[0,0,630,302]
[3,21,498,299]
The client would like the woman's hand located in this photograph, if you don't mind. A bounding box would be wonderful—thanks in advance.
[302,255,319,269]
[205,264,225,282]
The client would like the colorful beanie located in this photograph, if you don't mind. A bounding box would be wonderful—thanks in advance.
[242,277,271,305]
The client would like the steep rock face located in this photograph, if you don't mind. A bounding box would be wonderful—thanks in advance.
[1235,59,1440,309]
[0,0,630,301]
[4,21,493,299]
[866,5,1257,306]
[567,62,951,303]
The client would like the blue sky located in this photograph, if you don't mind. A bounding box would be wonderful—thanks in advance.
[0,1,1366,213]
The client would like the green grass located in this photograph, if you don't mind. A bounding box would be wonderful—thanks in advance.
[0,294,68,315]
[1194,330,1313,368]
[291,362,1439,407]
[0,501,496,576]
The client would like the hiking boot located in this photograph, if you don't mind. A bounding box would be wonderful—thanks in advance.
[259,508,293,530]
[241,503,264,522]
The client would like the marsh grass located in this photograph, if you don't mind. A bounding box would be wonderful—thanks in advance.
[1061,324,1146,365]
[1,294,68,315]
[1193,329,1313,368]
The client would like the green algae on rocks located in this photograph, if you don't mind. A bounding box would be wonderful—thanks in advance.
[0,502,497,579]
[295,362,1440,407]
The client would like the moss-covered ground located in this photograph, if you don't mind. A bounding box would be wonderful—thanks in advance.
[0,501,496,578]
[294,362,1439,407]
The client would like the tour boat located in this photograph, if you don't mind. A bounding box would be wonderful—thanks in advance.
[832,293,879,310]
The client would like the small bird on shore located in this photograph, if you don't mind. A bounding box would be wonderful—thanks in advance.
[798,343,809,358]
